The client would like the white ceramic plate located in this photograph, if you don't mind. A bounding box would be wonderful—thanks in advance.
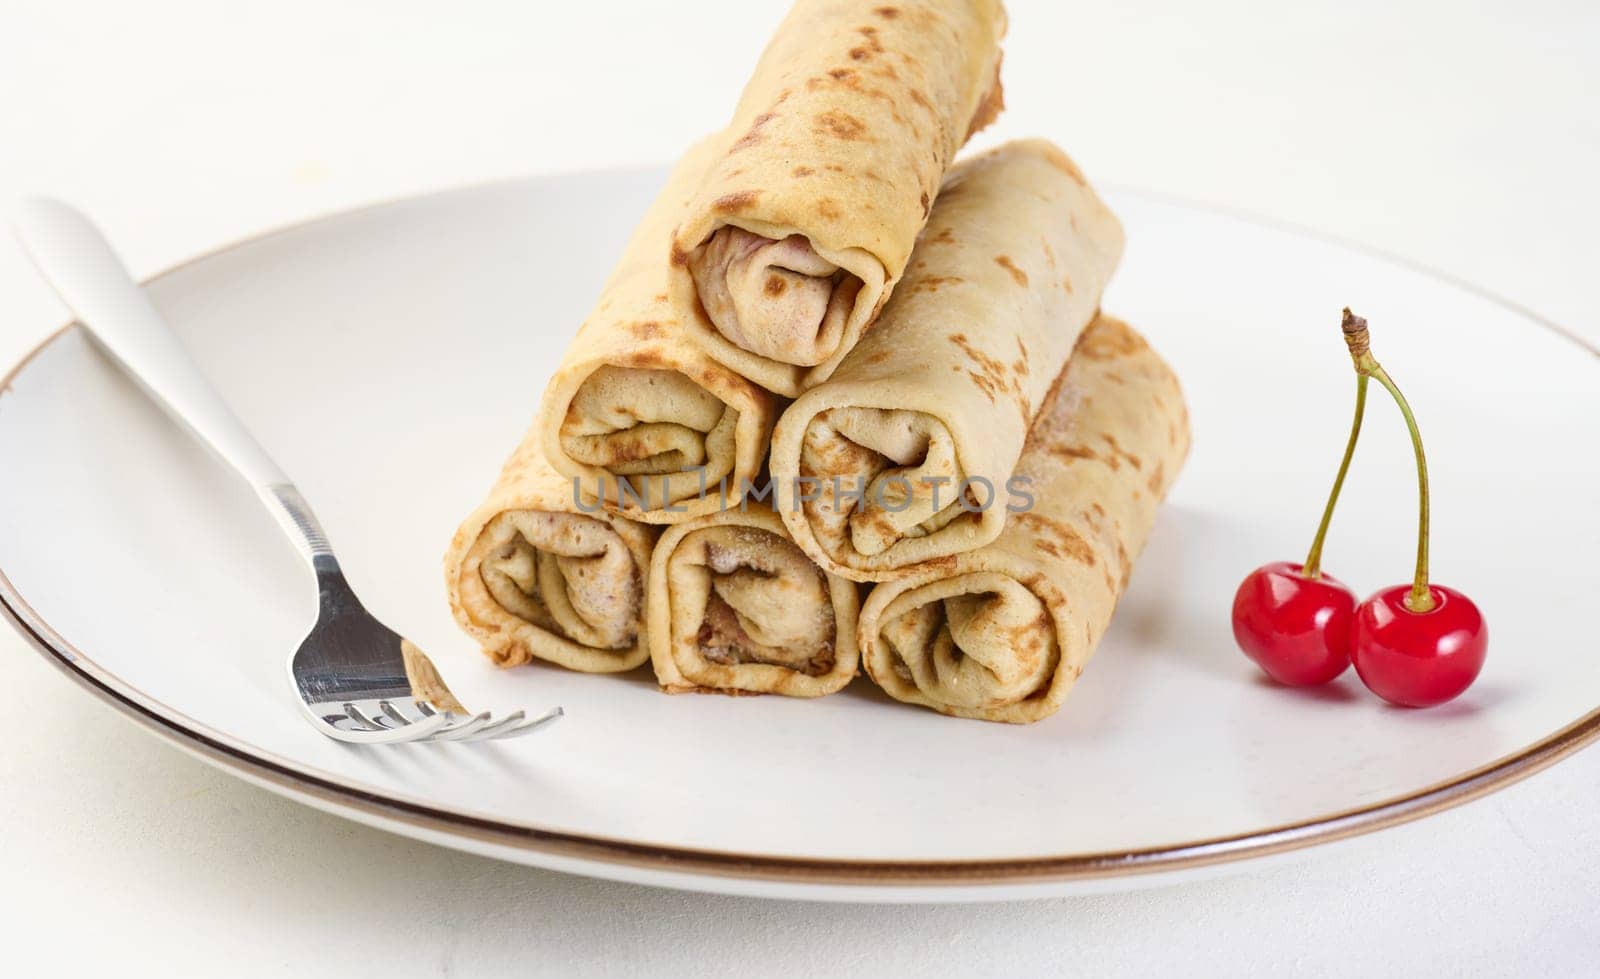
[2,170,1596,903]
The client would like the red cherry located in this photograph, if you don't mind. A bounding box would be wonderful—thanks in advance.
[1352,584,1487,707]
[1232,562,1355,685]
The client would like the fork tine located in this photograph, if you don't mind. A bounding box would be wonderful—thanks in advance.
[378,700,413,726]
[343,703,391,731]
[346,712,454,745]
[387,711,453,743]
[488,705,565,740]
[426,711,494,742]
[456,710,526,742]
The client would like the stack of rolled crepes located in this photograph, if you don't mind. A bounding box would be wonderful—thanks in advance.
[443,0,1190,722]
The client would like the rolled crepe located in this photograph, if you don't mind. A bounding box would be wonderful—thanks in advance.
[541,139,778,523]
[858,315,1190,723]
[669,0,1008,396]
[769,139,1124,582]
[648,504,861,697]
[445,429,657,673]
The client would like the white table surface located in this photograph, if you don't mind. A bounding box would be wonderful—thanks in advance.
[2,0,1596,974]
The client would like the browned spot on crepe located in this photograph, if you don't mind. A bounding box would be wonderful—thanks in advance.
[729,112,777,152]
[764,276,788,297]
[927,226,956,245]
[855,504,907,543]
[994,255,1028,287]
[809,74,857,94]
[693,366,728,387]
[1103,433,1143,471]
[814,109,867,140]
[664,683,765,698]
[1147,459,1166,495]
[711,190,761,213]
[628,349,669,369]
[669,241,690,266]
[817,198,843,219]
[1050,444,1099,464]
[949,330,1031,424]
[1011,389,1031,425]
[911,275,963,293]
[793,165,815,177]
[965,57,1005,139]
[1015,513,1098,565]
[874,5,899,17]
[596,433,657,464]
[628,320,663,340]
[919,190,931,216]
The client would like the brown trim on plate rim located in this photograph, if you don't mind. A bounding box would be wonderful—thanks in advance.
[1,180,1597,889]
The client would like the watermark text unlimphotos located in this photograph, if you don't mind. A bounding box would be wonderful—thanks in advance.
[572,471,1034,514]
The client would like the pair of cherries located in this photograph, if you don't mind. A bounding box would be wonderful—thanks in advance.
[1232,310,1487,707]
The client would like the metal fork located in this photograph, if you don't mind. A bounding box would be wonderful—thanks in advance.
[12,198,562,744]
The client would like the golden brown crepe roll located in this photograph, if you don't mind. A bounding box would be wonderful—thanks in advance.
[669,0,1008,396]
[858,316,1190,722]
[540,139,778,524]
[446,430,657,673]
[769,139,1124,582]
[648,504,860,697]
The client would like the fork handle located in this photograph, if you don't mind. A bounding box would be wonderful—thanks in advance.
[11,197,335,569]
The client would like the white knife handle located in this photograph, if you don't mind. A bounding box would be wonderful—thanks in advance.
[9,197,335,568]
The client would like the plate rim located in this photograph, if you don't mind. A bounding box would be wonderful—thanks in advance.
[2,174,1597,891]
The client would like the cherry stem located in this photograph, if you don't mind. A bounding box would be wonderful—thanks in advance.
[1303,373,1367,578]
[1341,309,1435,613]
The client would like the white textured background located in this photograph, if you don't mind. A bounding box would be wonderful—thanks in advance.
[2,0,1597,975]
